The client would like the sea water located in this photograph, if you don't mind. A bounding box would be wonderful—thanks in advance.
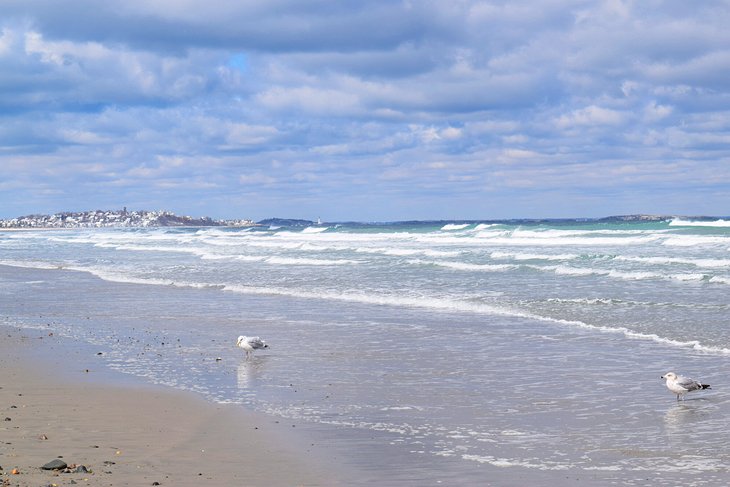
[2,219,730,485]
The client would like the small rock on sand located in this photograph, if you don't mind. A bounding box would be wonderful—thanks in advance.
[41,459,68,470]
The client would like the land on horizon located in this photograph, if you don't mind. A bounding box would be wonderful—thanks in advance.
[1,208,728,229]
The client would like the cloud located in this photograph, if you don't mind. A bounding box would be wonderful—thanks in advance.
[0,24,226,113]
[556,105,626,128]
[0,0,729,220]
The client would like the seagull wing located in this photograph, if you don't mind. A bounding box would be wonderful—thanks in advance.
[247,336,268,349]
[675,375,704,392]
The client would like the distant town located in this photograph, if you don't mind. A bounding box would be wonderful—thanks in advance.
[0,209,256,229]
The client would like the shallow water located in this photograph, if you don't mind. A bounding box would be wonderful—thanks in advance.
[2,219,730,484]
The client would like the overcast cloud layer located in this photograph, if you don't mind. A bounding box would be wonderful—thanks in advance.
[1,0,729,220]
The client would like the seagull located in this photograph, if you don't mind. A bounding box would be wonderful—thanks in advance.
[662,372,711,401]
[236,335,269,359]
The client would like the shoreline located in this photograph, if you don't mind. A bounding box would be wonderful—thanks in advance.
[0,326,343,486]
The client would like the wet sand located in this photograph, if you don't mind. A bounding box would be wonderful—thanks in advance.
[0,327,341,486]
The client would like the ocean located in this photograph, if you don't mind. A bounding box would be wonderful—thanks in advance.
[2,218,730,485]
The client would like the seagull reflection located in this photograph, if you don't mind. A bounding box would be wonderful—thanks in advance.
[663,402,710,437]
[237,360,265,389]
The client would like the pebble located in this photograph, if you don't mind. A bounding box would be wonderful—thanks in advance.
[41,459,68,470]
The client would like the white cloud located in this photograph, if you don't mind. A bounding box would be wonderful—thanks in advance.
[643,101,673,122]
[256,86,361,116]
[441,127,462,140]
[58,129,110,145]
[556,105,625,128]
[224,123,279,147]
[310,144,351,156]
[502,149,540,161]
[239,173,277,185]
[621,80,640,97]
[1,25,221,110]
[0,27,17,56]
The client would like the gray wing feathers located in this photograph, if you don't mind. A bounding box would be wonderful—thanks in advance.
[247,336,268,349]
[677,376,705,391]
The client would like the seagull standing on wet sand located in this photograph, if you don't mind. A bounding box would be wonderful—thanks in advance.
[237,335,269,359]
[662,372,711,401]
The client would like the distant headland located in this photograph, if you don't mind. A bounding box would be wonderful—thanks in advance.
[0,209,255,229]
[0,210,726,229]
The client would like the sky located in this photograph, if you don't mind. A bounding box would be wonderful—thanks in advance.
[1,0,729,221]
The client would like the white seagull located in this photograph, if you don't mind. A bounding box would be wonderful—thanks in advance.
[662,372,711,401]
[236,335,269,359]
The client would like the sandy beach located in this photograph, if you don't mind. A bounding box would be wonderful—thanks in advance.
[0,327,341,487]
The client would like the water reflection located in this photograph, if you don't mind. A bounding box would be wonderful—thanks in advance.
[236,358,266,389]
[663,400,711,437]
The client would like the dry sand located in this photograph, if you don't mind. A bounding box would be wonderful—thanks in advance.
[0,327,342,486]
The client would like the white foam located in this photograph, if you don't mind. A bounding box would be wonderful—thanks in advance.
[264,256,361,266]
[441,223,470,231]
[709,276,730,284]
[472,234,661,246]
[670,218,730,227]
[380,406,424,412]
[662,235,729,247]
[302,226,329,233]
[242,240,304,250]
[525,264,718,284]
[546,297,730,309]
[615,255,730,268]
[234,255,267,262]
[547,265,600,277]
[355,246,461,258]
[546,297,622,305]
[490,251,580,261]
[355,247,421,256]
[667,273,706,282]
[407,259,516,272]
[0,259,63,270]
[462,454,571,470]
